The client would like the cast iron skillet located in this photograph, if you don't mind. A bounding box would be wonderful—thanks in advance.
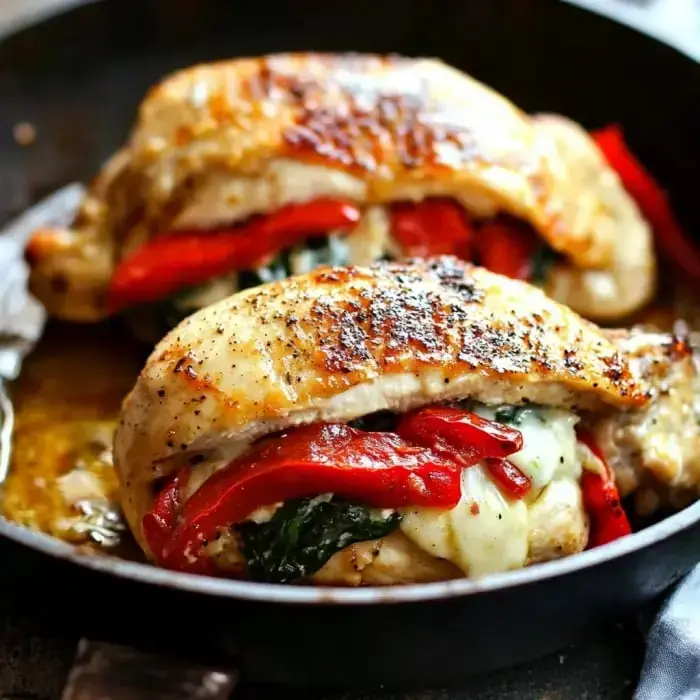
[1,0,700,688]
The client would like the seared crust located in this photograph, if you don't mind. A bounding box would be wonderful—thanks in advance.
[114,257,649,550]
[27,53,652,322]
[107,53,549,237]
[535,115,656,320]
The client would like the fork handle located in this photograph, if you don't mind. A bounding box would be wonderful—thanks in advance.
[60,639,239,700]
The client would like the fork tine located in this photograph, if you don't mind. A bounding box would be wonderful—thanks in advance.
[0,380,15,485]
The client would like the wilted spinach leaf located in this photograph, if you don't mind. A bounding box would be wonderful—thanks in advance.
[238,251,293,290]
[238,495,401,583]
[347,410,399,432]
[529,245,560,286]
[494,405,535,426]
[121,283,209,343]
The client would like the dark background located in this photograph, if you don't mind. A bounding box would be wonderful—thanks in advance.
[0,0,698,697]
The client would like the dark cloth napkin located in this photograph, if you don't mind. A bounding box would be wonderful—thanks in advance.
[636,566,700,699]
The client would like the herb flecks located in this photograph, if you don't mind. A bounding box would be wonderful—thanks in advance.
[237,495,401,583]
[494,405,534,426]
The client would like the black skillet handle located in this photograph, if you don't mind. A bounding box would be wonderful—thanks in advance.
[60,639,239,700]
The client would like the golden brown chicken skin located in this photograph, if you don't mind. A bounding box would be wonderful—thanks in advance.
[27,53,653,327]
[116,257,646,527]
[110,258,697,586]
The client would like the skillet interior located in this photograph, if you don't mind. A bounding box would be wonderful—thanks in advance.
[0,0,699,685]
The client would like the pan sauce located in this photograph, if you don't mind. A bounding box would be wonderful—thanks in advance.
[1,322,146,555]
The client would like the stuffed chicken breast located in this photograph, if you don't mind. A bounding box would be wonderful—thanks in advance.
[27,53,655,338]
[113,257,699,585]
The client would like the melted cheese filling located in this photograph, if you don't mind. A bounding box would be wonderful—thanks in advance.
[399,406,583,577]
[194,403,590,579]
[164,157,507,314]
[173,159,500,231]
[474,405,580,491]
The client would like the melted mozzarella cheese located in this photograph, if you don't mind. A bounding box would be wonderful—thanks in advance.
[400,465,529,577]
[399,404,583,577]
[474,405,581,490]
[345,206,391,266]
[174,159,368,230]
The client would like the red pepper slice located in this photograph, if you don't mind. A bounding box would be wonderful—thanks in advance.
[141,470,185,559]
[397,407,530,499]
[107,199,362,313]
[484,458,531,499]
[576,428,631,547]
[154,423,470,572]
[397,406,523,464]
[477,221,539,280]
[592,124,700,284]
[145,408,527,573]
[389,199,476,259]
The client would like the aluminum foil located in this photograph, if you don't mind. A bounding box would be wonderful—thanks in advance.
[0,184,83,482]
[0,184,83,380]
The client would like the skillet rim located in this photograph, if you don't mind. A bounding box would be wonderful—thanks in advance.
[1,497,699,605]
[1,0,700,606]
[562,0,700,62]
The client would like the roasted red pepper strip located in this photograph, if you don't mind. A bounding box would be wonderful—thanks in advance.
[141,470,185,559]
[398,407,530,498]
[592,124,700,284]
[477,221,539,280]
[146,408,527,573]
[484,458,531,499]
[154,423,470,572]
[107,199,362,313]
[576,428,631,547]
[145,414,630,572]
[397,406,523,463]
[389,199,476,259]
